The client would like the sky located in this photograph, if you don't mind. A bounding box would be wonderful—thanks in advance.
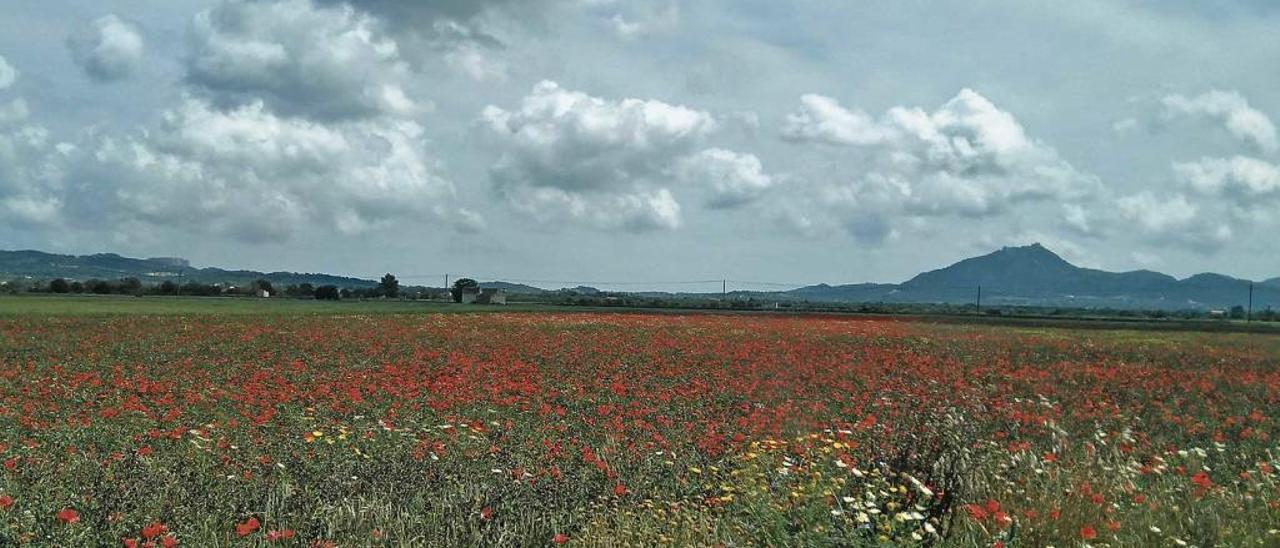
[1,0,1278,290]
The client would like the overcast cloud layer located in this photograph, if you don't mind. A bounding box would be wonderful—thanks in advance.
[1,1,1278,287]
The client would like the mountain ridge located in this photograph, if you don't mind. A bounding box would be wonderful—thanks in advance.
[0,249,376,288]
[783,244,1274,310]
[2,245,1276,310]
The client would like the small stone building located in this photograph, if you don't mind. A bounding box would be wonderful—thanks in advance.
[476,288,507,305]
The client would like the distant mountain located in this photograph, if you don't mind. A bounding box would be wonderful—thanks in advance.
[478,281,547,295]
[784,243,1277,311]
[3,245,1276,311]
[782,283,898,303]
[0,250,376,288]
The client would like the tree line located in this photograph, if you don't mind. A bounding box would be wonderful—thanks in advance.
[7,273,412,301]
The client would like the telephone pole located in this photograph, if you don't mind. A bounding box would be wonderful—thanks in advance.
[1248,282,1254,322]
[976,285,982,315]
[722,279,727,297]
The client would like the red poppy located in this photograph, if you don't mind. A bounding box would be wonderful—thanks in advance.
[992,511,1012,528]
[0,494,12,511]
[1191,471,1213,489]
[161,535,178,548]
[479,506,493,521]
[266,529,296,542]
[613,484,627,497]
[236,517,260,537]
[142,522,168,540]
[1080,526,1097,540]
[963,504,988,521]
[57,507,81,525]
[553,533,570,544]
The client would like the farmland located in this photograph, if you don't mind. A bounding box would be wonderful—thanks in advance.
[0,298,1278,546]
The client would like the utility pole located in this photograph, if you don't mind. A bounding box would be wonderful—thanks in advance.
[722,279,727,297]
[1248,282,1254,322]
[444,274,450,302]
[976,285,982,315]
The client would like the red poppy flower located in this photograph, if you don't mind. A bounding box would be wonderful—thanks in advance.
[236,517,260,537]
[1080,526,1097,540]
[142,522,168,540]
[479,506,493,521]
[161,535,178,548]
[57,507,81,525]
[266,529,296,542]
[0,494,13,511]
[613,484,627,497]
[552,533,569,544]
[1191,471,1213,489]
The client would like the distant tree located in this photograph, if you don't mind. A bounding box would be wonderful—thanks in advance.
[379,273,400,299]
[159,280,178,295]
[254,279,274,295]
[69,281,84,294]
[49,278,70,294]
[451,278,479,303]
[298,283,315,298]
[1230,305,1246,319]
[89,280,113,294]
[118,277,143,295]
[315,285,340,301]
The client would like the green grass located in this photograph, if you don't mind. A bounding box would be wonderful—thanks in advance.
[4,295,1278,337]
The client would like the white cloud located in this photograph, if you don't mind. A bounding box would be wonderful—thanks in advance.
[0,101,68,228]
[1174,155,1280,202]
[0,54,16,90]
[1115,192,1230,251]
[1162,90,1277,154]
[71,97,470,241]
[1112,117,1139,134]
[67,15,145,82]
[674,148,774,208]
[481,80,726,231]
[501,185,682,231]
[443,42,508,82]
[782,94,893,146]
[186,0,419,121]
[779,89,1102,241]
[609,3,680,39]
[1062,203,1097,236]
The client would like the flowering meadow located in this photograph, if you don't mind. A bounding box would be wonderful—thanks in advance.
[0,310,1278,546]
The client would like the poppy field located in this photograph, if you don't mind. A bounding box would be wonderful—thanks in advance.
[1,308,1279,546]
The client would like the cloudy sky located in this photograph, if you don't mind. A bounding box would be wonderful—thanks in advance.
[1,1,1278,289]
